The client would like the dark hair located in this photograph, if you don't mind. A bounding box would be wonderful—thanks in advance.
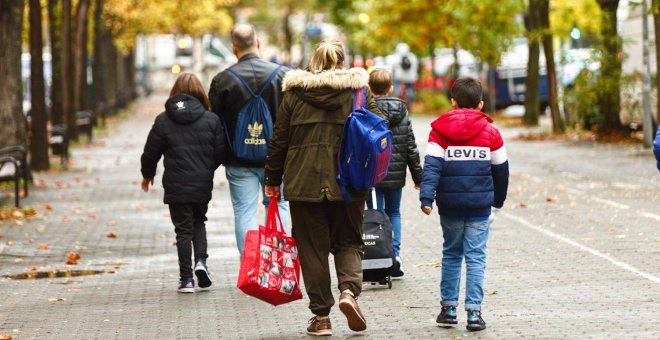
[451,77,483,109]
[169,73,211,110]
[231,24,257,52]
[369,68,392,95]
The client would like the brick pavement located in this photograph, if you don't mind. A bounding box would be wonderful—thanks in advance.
[1,94,659,339]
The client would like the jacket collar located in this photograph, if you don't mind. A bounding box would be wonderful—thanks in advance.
[238,53,259,62]
[282,68,368,91]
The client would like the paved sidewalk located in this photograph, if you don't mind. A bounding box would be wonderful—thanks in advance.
[1,94,659,339]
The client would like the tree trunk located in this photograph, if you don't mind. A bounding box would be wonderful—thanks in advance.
[597,0,624,133]
[0,1,25,148]
[48,0,64,125]
[29,0,50,171]
[62,0,78,140]
[539,0,565,133]
[524,0,541,126]
[74,0,91,111]
[653,0,660,126]
[283,4,293,62]
[92,0,108,125]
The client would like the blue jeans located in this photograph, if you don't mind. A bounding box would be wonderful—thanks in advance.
[439,216,489,311]
[225,166,290,255]
[368,188,402,258]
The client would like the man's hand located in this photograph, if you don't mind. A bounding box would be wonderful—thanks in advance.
[421,206,432,215]
[141,178,154,192]
[265,185,280,199]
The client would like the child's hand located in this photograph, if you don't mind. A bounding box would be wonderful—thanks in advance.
[414,184,420,190]
[421,206,432,215]
[141,178,153,192]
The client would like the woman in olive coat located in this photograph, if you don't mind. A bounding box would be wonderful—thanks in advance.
[265,39,380,336]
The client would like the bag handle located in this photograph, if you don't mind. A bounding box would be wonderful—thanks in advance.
[266,197,285,234]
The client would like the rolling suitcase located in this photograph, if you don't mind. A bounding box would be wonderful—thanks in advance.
[362,189,396,288]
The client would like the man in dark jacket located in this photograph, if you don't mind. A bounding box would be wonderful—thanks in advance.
[208,24,290,255]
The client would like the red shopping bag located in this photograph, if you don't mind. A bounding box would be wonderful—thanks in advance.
[237,198,302,306]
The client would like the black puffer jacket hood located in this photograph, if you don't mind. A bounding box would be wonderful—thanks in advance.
[140,95,229,204]
[165,94,206,125]
[374,96,423,189]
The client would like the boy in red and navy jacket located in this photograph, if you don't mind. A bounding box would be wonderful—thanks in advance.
[420,77,509,332]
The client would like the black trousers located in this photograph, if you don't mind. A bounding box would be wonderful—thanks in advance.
[289,199,365,316]
[169,203,209,279]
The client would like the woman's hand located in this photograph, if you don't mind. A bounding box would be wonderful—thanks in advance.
[265,185,280,199]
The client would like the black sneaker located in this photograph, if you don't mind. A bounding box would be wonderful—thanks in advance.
[436,306,458,325]
[392,258,404,280]
[466,310,486,331]
[194,259,212,289]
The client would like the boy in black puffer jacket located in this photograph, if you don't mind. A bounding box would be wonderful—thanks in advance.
[140,73,228,293]
[368,68,423,279]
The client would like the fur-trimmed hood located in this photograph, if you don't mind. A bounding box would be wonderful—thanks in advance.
[282,68,369,111]
[282,68,369,91]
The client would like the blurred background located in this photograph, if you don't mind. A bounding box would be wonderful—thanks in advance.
[1,0,658,172]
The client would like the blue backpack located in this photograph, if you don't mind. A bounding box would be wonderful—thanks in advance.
[337,87,393,202]
[226,66,282,163]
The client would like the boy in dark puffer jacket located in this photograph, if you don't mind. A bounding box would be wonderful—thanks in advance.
[368,68,423,279]
[140,73,228,293]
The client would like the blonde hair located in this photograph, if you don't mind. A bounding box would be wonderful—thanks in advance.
[307,39,345,73]
[369,68,392,95]
[169,73,211,111]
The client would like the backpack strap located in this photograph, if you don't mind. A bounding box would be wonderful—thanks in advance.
[258,66,282,96]
[353,86,366,111]
[226,65,282,98]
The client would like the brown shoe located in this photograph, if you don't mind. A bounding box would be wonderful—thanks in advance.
[307,316,332,336]
[338,292,367,331]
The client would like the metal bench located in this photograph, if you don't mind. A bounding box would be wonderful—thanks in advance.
[0,146,29,207]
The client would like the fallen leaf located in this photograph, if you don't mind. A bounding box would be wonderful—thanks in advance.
[14,220,23,226]
[28,239,35,244]
[62,216,69,223]
[134,203,145,210]
[413,261,442,268]
[0,334,13,340]
[546,197,558,203]
[43,204,53,212]
[106,269,116,274]
[36,225,46,233]
[37,243,51,250]
[47,297,66,302]
[519,203,528,208]
[14,258,24,263]
[66,252,81,265]
[11,210,23,218]
[106,232,117,239]
[70,195,81,201]
[29,266,38,272]
[107,220,117,226]
[6,240,14,246]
